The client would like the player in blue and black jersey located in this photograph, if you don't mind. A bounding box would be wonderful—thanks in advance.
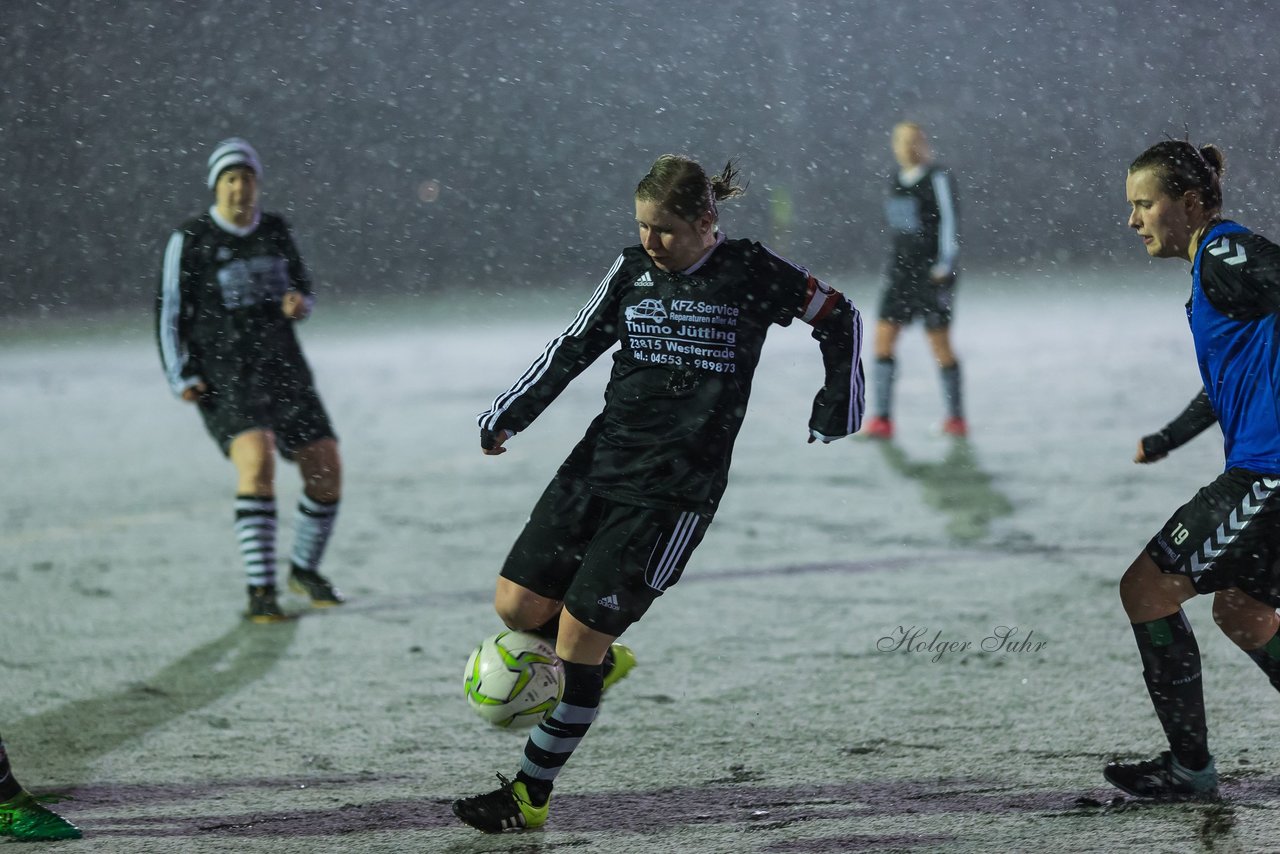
[453,154,864,833]
[1105,139,1280,800]
[157,138,345,622]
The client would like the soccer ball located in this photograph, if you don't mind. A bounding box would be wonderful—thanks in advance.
[464,630,565,729]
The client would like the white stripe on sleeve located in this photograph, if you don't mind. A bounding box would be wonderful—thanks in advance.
[479,253,624,430]
[845,298,865,434]
[932,171,958,272]
[159,230,192,394]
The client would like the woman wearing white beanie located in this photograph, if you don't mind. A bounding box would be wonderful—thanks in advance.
[157,137,346,622]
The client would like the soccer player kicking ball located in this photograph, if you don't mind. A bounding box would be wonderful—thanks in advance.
[1106,139,1280,800]
[0,734,80,841]
[453,154,864,832]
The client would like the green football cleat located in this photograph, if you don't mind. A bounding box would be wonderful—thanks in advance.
[452,774,550,833]
[0,790,82,840]
[602,642,636,693]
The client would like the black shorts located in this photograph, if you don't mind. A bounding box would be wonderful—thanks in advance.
[1145,467,1280,605]
[196,362,336,461]
[879,265,955,329]
[500,475,711,636]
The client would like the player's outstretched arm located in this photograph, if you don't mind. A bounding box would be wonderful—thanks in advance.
[803,283,865,442]
[157,228,207,398]
[477,256,625,439]
[1136,389,1216,464]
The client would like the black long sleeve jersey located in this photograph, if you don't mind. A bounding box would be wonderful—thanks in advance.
[884,165,959,275]
[157,210,314,396]
[479,235,865,514]
[1142,390,1217,461]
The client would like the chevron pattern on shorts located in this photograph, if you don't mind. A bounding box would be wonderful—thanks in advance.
[1187,477,1280,577]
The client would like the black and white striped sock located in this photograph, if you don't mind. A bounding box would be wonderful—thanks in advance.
[290,494,339,574]
[234,495,277,587]
[516,660,603,804]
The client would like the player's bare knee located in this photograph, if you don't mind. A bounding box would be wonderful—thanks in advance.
[1117,559,1148,613]
[297,440,341,502]
[302,468,341,503]
[1119,554,1189,622]
[233,454,275,495]
[495,606,545,632]
[493,594,549,631]
[1212,590,1279,649]
[231,432,275,479]
[493,600,525,629]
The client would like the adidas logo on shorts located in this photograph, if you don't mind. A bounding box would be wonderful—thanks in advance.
[597,593,621,611]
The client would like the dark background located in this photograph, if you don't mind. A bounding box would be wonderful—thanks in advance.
[3,1,1278,314]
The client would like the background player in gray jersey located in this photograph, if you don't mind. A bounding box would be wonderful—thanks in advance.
[863,121,965,439]
[157,138,345,622]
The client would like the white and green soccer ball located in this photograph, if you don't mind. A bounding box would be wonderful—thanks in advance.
[463,630,565,729]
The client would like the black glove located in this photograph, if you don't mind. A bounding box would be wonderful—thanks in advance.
[1140,431,1171,462]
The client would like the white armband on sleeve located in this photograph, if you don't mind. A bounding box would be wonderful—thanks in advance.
[799,275,841,325]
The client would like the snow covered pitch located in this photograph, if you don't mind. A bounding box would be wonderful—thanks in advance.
[4,270,1278,851]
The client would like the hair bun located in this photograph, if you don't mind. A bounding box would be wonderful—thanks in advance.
[1199,144,1226,177]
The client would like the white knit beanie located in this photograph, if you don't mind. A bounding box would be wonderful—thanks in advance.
[206,137,262,189]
